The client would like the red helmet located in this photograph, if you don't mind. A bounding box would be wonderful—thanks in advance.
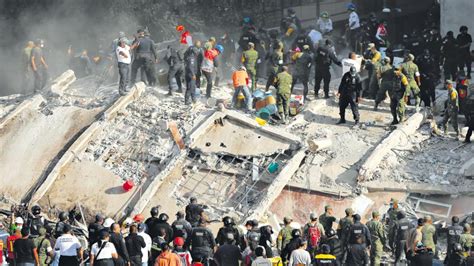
[133,214,144,223]
[176,25,185,32]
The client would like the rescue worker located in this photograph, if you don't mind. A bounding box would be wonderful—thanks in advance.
[466,107,474,143]
[460,224,473,255]
[243,220,261,263]
[215,216,242,248]
[259,225,274,258]
[166,42,185,95]
[29,205,45,238]
[266,41,284,91]
[314,244,337,265]
[442,80,459,136]
[388,66,409,125]
[291,45,313,101]
[390,210,413,264]
[183,40,201,104]
[88,214,105,248]
[400,53,422,111]
[337,66,362,125]
[346,214,371,265]
[34,227,54,266]
[319,206,336,235]
[274,66,292,123]
[185,197,204,228]
[441,31,459,81]
[186,218,216,265]
[276,216,293,255]
[171,211,192,241]
[22,41,34,93]
[130,29,157,86]
[347,3,360,51]
[316,11,333,35]
[31,39,49,92]
[366,211,386,266]
[417,49,437,107]
[421,215,437,253]
[242,42,259,91]
[146,206,161,239]
[201,43,221,98]
[231,66,252,110]
[302,213,325,258]
[323,229,343,264]
[281,229,303,263]
[214,232,242,266]
[365,43,382,99]
[456,26,472,79]
[293,31,311,51]
[374,57,392,110]
[155,213,173,244]
[406,218,424,263]
[314,39,341,98]
[447,243,466,266]
[287,8,302,33]
[445,216,464,263]
[54,212,69,238]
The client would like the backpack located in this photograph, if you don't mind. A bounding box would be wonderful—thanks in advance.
[307,224,321,248]
[175,251,191,266]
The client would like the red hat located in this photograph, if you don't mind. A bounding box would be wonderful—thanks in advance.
[133,214,144,223]
[174,237,185,247]
[176,25,185,32]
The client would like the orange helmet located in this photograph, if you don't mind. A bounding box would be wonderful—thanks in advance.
[176,25,185,32]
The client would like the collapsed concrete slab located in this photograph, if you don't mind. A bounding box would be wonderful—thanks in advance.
[0,95,44,131]
[50,70,76,96]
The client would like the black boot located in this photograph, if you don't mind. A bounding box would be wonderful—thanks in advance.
[337,119,346,124]
[391,120,399,125]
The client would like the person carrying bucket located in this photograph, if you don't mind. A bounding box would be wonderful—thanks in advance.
[231,66,252,111]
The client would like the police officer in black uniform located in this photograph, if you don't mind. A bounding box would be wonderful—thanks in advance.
[314,39,341,98]
[87,214,104,247]
[54,211,69,238]
[130,29,157,86]
[293,31,311,51]
[29,205,45,238]
[337,66,362,125]
[445,216,464,263]
[171,211,193,241]
[441,31,459,81]
[259,225,274,258]
[321,229,343,264]
[417,49,437,107]
[145,206,160,239]
[185,197,205,228]
[346,214,371,265]
[155,213,173,243]
[186,218,216,265]
[281,229,303,263]
[390,210,414,264]
[291,45,313,101]
[166,42,185,95]
[215,216,242,248]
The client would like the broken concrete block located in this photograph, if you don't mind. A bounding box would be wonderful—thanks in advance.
[50,70,76,95]
[307,138,332,152]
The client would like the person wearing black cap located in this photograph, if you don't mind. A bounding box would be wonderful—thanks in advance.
[314,39,342,99]
[337,66,362,125]
[186,217,216,264]
[172,211,193,241]
[155,213,173,244]
[389,210,413,264]
[90,229,118,266]
[145,206,160,239]
[214,232,242,266]
[130,28,157,86]
[54,224,83,265]
[185,197,205,228]
[314,244,337,265]
[109,223,130,266]
[456,26,472,79]
[215,216,241,248]
[441,31,459,81]
[125,224,146,266]
[88,214,105,248]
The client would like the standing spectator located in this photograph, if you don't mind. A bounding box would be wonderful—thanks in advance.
[347,3,360,51]
[213,233,242,266]
[173,237,192,266]
[14,227,39,266]
[288,239,312,266]
[456,26,472,78]
[251,246,272,266]
[30,39,49,92]
[7,229,21,265]
[154,243,182,266]
[33,227,54,266]
[125,225,146,266]
[109,223,130,266]
[55,224,83,266]
[138,223,152,266]
[116,39,132,96]
[90,229,118,266]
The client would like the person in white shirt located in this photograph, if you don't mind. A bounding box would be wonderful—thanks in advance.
[90,229,118,266]
[288,240,312,266]
[54,224,83,266]
[116,39,132,96]
[316,11,333,35]
[347,3,360,51]
[251,246,272,266]
[137,223,152,266]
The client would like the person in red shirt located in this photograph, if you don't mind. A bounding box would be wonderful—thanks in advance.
[6,229,21,264]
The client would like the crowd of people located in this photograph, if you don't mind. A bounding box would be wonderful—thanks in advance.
[1,198,473,266]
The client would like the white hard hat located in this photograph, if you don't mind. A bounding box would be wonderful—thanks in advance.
[103,218,115,228]
[15,217,24,224]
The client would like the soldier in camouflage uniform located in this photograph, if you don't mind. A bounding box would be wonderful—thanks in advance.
[460,224,473,256]
[400,53,422,111]
[275,66,293,123]
[277,216,293,254]
[442,80,459,136]
[242,42,259,91]
[421,215,437,253]
[387,67,409,125]
[319,205,337,234]
[266,41,284,91]
[374,57,392,110]
[366,211,387,266]
[337,208,354,245]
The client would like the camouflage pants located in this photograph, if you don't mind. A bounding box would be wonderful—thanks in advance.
[389,94,405,122]
[442,108,459,133]
[370,240,383,266]
[277,92,290,117]
[405,81,421,108]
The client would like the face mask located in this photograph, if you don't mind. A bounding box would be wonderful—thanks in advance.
[40,44,44,48]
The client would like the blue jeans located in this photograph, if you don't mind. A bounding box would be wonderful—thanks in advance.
[232,85,252,110]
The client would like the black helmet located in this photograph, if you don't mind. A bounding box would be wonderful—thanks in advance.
[288,8,295,15]
[95,214,104,222]
[326,228,337,238]
[150,207,159,217]
[158,213,169,222]
[223,216,234,226]
[291,229,302,238]
[453,243,462,252]
[350,66,357,76]
[397,210,406,220]
[58,211,68,221]
[460,26,468,32]
[32,205,41,216]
